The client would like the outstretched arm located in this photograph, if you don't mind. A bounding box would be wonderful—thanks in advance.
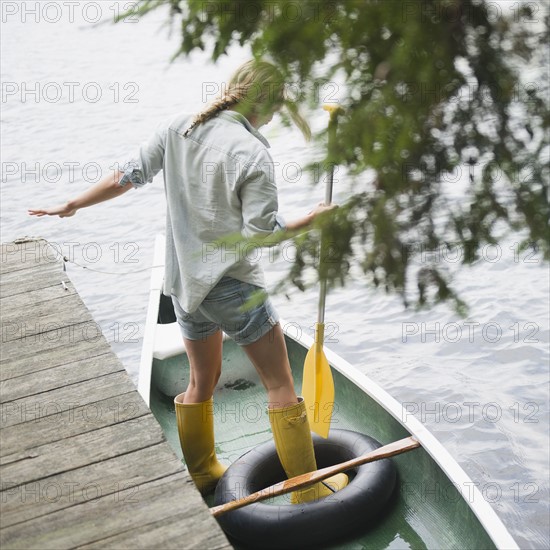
[28,169,132,218]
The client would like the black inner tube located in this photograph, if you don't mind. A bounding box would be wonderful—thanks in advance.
[214,429,397,549]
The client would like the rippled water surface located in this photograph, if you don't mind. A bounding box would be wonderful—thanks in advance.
[2,5,548,549]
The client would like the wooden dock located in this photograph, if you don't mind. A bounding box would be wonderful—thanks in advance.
[0,238,232,550]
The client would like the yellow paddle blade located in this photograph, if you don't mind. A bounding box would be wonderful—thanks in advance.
[302,325,335,438]
[322,104,343,120]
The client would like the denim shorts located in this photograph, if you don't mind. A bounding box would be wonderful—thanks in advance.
[171,276,280,345]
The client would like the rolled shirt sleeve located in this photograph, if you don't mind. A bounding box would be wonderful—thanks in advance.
[119,122,167,188]
[238,149,286,238]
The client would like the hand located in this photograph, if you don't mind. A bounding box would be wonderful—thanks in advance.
[285,202,339,232]
[308,202,338,218]
[28,202,77,218]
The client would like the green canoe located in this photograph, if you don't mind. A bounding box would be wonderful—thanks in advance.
[138,236,518,550]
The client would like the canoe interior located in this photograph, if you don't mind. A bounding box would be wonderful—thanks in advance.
[150,335,496,550]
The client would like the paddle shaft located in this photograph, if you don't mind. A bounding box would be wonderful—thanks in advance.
[211,436,420,518]
[317,108,338,326]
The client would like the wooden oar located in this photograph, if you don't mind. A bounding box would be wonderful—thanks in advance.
[302,104,343,437]
[211,436,420,518]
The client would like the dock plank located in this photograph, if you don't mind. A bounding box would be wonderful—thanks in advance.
[1,293,94,342]
[1,413,158,485]
[0,238,58,273]
[1,370,132,429]
[1,352,124,403]
[0,239,231,550]
[0,252,59,275]
[1,325,108,380]
[0,263,66,298]
[0,474,222,550]
[0,277,76,313]
[0,443,184,527]
[75,514,232,550]
[1,391,145,456]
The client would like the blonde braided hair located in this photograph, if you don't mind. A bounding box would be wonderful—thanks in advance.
[183,92,240,137]
[183,60,310,140]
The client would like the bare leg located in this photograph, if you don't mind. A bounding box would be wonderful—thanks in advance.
[242,323,298,408]
[182,330,223,404]
[244,323,349,499]
[174,330,226,494]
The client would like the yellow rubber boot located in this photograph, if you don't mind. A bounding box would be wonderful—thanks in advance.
[269,397,348,504]
[174,393,227,495]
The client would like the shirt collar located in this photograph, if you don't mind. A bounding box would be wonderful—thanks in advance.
[218,110,271,148]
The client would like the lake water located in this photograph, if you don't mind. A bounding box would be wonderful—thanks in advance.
[2,3,548,548]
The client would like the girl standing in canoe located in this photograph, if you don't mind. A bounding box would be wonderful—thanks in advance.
[29,59,347,502]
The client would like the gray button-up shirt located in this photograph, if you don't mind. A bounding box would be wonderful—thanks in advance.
[119,110,285,313]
